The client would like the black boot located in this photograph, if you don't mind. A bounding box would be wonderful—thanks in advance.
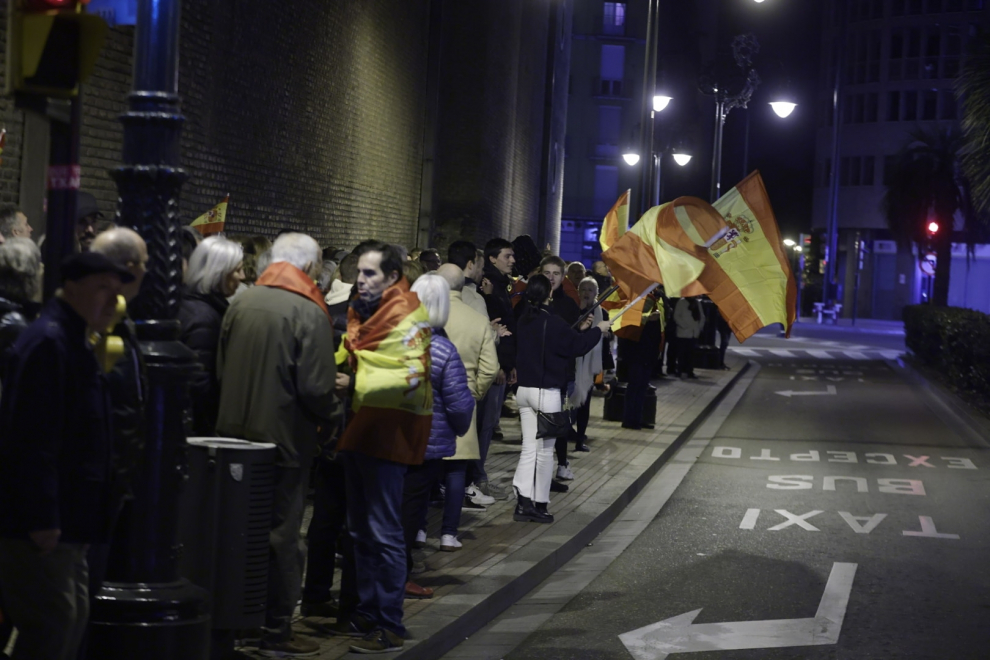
[514,493,538,522]
[534,501,554,523]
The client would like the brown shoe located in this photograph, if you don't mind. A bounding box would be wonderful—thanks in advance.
[404,581,434,599]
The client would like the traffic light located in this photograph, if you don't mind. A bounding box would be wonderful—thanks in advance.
[927,221,939,236]
[5,0,108,98]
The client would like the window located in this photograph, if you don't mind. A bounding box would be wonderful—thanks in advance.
[887,91,901,121]
[922,90,938,119]
[603,2,626,35]
[946,0,963,9]
[908,0,924,13]
[863,156,875,186]
[840,157,852,186]
[597,106,621,150]
[866,93,879,122]
[926,0,943,11]
[903,90,918,120]
[850,156,863,186]
[939,89,958,119]
[892,0,906,15]
[600,45,625,82]
[883,156,898,186]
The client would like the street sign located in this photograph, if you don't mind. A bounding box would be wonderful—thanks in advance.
[619,562,858,660]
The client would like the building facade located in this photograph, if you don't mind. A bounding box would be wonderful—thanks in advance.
[812,0,990,318]
[559,0,717,264]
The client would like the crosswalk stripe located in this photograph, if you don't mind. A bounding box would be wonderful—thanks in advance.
[843,351,870,360]
[769,349,797,358]
[806,349,834,359]
[880,350,901,360]
[732,348,761,357]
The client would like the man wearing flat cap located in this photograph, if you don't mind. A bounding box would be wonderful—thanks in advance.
[0,252,133,659]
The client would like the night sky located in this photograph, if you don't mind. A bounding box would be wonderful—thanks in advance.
[715,0,823,240]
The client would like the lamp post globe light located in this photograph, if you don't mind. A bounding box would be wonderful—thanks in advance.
[653,94,672,112]
[623,152,641,166]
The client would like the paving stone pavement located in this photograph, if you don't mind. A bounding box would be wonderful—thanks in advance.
[235,358,748,659]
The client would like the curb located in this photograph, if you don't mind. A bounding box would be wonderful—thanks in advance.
[394,359,753,660]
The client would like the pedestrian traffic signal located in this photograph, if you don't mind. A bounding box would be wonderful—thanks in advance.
[927,221,939,235]
[5,0,107,98]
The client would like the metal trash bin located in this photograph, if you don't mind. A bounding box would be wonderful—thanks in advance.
[179,438,276,631]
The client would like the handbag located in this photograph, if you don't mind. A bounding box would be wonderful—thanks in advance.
[535,315,572,439]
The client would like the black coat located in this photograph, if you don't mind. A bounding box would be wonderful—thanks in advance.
[515,306,602,392]
[177,287,229,435]
[105,318,147,502]
[0,298,115,543]
[482,263,517,373]
[0,295,39,379]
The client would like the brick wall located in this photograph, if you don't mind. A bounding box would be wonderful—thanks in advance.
[0,0,561,253]
[2,0,432,249]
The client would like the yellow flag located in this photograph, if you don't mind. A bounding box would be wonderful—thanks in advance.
[599,190,630,252]
[602,199,708,300]
[190,195,229,236]
[708,172,797,339]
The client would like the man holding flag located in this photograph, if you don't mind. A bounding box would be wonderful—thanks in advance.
[335,241,433,654]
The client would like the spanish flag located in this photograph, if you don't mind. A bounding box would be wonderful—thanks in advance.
[338,279,433,465]
[705,172,797,340]
[600,189,630,252]
[190,195,229,236]
[601,199,708,300]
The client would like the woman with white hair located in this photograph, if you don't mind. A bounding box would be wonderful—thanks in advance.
[178,235,245,434]
[404,274,474,575]
[0,238,42,372]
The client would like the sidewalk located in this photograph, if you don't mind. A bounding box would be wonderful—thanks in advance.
[241,357,749,659]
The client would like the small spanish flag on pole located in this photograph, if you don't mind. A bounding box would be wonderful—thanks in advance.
[190,195,229,236]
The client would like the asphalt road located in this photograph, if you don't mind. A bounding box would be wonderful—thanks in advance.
[504,336,990,660]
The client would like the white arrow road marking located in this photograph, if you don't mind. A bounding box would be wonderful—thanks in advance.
[619,562,858,660]
[775,385,837,398]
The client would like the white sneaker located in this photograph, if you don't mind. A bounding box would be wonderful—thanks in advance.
[466,484,495,505]
[440,534,462,552]
[413,529,427,548]
[556,463,574,480]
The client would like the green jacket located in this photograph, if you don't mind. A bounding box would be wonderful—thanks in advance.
[216,285,338,467]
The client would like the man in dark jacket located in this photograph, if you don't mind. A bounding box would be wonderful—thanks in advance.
[0,252,133,660]
[216,232,338,657]
[469,238,517,498]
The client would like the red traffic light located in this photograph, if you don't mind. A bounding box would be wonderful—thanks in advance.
[927,221,939,235]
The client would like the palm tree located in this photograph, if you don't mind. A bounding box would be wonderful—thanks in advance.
[881,126,968,307]
[958,31,990,215]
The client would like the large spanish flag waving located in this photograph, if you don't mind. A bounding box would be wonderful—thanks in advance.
[600,173,795,342]
[338,279,433,465]
[705,172,797,340]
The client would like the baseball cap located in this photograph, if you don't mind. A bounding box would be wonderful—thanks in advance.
[61,252,135,283]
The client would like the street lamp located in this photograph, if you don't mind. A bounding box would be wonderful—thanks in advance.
[653,94,672,112]
[672,153,692,167]
[699,34,762,202]
[770,101,797,118]
[622,152,641,166]
[783,238,796,246]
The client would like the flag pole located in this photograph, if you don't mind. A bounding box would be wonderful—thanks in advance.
[607,283,659,326]
[571,283,621,329]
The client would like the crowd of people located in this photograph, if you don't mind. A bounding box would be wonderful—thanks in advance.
[0,201,726,658]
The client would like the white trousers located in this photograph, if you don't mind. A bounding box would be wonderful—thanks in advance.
[512,386,561,503]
